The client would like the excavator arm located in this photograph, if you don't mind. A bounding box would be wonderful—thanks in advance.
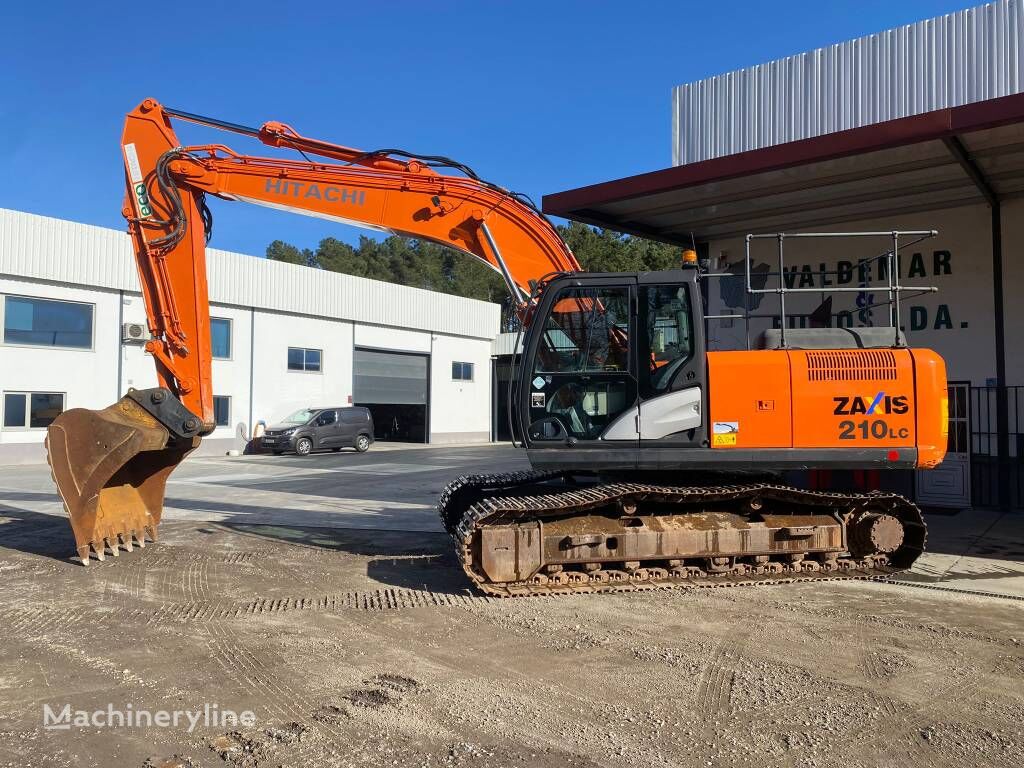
[123,98,577,428]
[46,98,579,564]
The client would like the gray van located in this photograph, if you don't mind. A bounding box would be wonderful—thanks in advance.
[261,407,374,456]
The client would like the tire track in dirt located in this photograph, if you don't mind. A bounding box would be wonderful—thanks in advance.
[180,554,211,602]
[202,621,350,763]
[857,629,902,719]
[0,587,492,644]
[849,617,1014,768]
[695,625,750,722]
[852,624,934,768]
[4,603,86,638]
[204,622,293,723]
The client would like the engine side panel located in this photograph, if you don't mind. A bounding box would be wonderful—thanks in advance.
[706,351,793,448]
[790,349,917,449]
[708,348,931,455]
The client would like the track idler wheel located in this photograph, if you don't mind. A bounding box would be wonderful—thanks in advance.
[849,510,906,556]
[45,395,198,564]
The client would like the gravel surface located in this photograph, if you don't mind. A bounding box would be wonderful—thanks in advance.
[0,510,1021,768]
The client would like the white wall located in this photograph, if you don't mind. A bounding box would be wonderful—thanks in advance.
[250,311,354,428]
[0,209,501,461]
[354,325,431,353]
[207,304,254,441]
[119,293,159,393]
[0,277,120,446]
[672,0,1024,165]
[1000,197,1024,388]
[119,295,254,442]
[0,276,496,459]
[354,323,491,443]
[429,334,492,443]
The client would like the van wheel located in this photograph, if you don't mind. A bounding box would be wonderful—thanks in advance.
[295,437,313,456]
[355,434,371,453]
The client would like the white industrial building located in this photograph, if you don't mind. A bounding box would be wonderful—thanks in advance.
[0,208,499,463]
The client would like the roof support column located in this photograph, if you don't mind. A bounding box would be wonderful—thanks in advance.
[943,136,1009,510]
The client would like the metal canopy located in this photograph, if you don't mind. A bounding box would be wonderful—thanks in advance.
[543,93,1024,243]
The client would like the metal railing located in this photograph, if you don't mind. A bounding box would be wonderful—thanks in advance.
[702,230,940,349]
[971,385,1024,510]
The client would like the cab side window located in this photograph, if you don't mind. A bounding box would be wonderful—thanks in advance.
[640,285,694,396]
[317,410,337,426]
[534,287,629,374]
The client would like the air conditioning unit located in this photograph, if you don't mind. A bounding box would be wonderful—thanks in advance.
[121,322,150,344]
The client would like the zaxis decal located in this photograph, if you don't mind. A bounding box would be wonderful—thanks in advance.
[833,393,909,416]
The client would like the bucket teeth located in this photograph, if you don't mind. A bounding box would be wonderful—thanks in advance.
[95,545,106,562]
[108,538,120,557]
[122,533,134,553]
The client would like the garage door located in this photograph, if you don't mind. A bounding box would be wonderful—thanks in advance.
[353,348,429,442]
[353,349,428,404]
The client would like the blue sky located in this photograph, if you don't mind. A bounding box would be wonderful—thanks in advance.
[1,0,972,256]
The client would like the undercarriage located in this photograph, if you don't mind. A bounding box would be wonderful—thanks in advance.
[438,472,926,596]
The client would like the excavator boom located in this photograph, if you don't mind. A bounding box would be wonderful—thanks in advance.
[46,98,578,564]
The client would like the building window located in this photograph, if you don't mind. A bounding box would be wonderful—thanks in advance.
[211,317,232,359]
[213,395,230,427]
[288,347,322,372]
[3,295,93,349]
[2,392,65,429]
[452,361,474,381]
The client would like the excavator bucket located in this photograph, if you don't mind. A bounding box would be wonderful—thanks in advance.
[45,395,198,565]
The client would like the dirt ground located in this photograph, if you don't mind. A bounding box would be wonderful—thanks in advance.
[0,447,1022,768]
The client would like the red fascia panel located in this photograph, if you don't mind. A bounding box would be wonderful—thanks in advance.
[543,92,1024,216]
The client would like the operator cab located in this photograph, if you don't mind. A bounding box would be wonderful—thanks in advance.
[518,268,706,469]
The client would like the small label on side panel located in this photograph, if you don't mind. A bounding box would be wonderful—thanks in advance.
[712,421,738,447]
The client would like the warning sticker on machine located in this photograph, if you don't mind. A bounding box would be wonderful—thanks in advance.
[712,421,738,446]
[531,392,546,409]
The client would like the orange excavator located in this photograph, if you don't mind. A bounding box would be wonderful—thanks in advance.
[46,99,947,594]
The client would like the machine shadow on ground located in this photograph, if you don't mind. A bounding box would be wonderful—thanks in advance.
[3,482,1024,596]
[220,522,470,594]
[0,499,79,561]
[0,495,472,595]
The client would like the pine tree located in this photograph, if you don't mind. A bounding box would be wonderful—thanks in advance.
[265,223,683,330]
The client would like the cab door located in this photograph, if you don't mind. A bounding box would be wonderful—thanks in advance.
[636,272,707,452]
[520,276,639,465]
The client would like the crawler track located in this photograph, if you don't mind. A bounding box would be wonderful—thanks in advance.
[438,471,926,597]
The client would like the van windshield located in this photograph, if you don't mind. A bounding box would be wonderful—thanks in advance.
[282,409,316,425]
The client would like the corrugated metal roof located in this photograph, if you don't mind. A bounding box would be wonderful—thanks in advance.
[545,94,1024,240]
[0,208,500,340]
[673,0,1023,165]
